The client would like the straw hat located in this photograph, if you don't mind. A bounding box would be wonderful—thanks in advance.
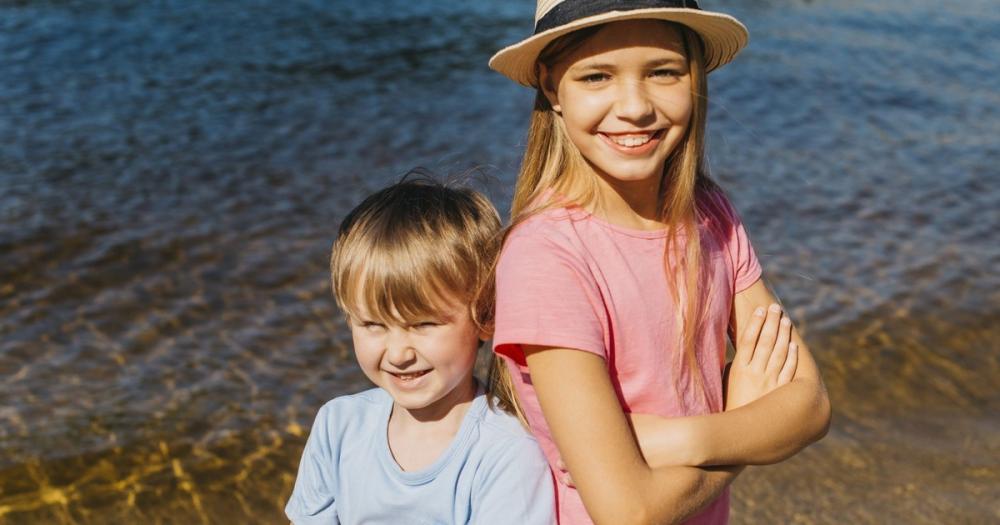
[489,0,749,87]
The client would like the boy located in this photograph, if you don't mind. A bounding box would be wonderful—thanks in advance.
[285,177,554,524]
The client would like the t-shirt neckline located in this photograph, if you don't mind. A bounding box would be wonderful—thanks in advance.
[377,384,487,485]
[563,205,686,240]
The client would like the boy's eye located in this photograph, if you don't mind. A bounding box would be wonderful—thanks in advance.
[411,321,441,330]
[359,321,386,331]
[651,68,682,79]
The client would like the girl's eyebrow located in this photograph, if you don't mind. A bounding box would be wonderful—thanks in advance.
[570,62,616,72]
[571,56,686,72]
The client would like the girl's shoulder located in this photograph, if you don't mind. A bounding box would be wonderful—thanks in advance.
[509,204,579,232]
[696,186,748,237]
[696,186,741,221]
[503,205,584,250]
[501,207,605,279]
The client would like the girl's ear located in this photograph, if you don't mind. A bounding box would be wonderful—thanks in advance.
[538,64,561,113]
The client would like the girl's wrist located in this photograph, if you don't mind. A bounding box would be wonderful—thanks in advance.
[669,417,707,467]
[630,414,705,468]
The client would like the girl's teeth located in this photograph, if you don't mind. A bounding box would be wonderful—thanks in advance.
[610,134,652,147]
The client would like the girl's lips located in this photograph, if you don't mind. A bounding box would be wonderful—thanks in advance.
[598,129,664,156]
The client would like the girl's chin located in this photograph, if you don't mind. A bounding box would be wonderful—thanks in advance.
[593,164,664,185]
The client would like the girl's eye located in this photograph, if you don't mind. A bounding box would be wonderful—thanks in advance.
[579,72,610,83]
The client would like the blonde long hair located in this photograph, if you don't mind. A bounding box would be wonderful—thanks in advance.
[489,22,721,422]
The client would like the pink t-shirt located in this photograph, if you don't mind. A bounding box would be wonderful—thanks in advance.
[493,190,762,525]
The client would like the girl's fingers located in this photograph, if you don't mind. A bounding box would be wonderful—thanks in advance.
[736,306,766,366]
[750,304,782,371]
[766,316,793,375]
[777,342,798,384]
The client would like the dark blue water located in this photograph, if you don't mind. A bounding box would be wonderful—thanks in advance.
[1,0,998,522]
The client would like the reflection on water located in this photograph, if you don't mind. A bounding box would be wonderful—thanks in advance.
[1,0,998,523]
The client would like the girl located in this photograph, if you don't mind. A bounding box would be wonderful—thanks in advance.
[488,2,831,524]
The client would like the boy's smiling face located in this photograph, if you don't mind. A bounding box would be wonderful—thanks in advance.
[349,294,485,420]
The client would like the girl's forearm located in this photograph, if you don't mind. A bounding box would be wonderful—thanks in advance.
[632,377,831,467]
[635,464,743,525]
[525,346,745,525]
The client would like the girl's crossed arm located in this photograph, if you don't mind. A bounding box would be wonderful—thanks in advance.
[524,344,741,525]
[628,279,832,468]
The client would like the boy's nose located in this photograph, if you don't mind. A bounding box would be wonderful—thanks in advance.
[614,80,654,123]
[385,331,417,368]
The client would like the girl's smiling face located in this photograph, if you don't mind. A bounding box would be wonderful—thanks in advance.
[543,20,693,193]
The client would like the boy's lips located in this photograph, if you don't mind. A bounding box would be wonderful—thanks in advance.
[385,369,431,387]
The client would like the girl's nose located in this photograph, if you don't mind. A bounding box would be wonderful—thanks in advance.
[614,80,654,123]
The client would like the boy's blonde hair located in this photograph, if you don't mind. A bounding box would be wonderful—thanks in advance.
[331,175,516,413]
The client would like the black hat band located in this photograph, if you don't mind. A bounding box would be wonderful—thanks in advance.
[535,0,702,34]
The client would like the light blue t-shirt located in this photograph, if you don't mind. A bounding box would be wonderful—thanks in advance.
[285,387,554,525]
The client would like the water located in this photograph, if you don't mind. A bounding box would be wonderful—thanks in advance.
[1,0,998,522]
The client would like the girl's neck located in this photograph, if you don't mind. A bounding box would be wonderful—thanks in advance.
[580,166,666,231]
[386,377,478,472]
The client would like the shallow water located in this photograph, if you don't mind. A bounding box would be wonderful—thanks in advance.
[1,0,998,523]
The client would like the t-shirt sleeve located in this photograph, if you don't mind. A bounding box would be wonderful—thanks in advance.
[711,192,762,293]
[493,228,607,365]
[285,403,342,525]
[470,436,555,525]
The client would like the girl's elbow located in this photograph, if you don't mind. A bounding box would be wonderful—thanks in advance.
[587,494,647,525]
[794,377,832,443]
[593,504,672,525]
[592,507,650,525]
[591,482,697,525]
[812,390,832,441]
[586,485,661,525]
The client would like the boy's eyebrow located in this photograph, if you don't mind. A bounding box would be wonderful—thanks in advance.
[645,57,686,67]
[347,308,454,324]
[408,310,454,322]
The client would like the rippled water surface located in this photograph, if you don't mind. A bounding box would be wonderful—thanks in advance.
[1,0,998,523]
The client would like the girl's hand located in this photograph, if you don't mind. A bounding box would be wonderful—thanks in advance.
[724,303,798,410]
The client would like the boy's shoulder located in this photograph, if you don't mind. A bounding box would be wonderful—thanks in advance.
[323,385,390,408]
[465,396,550,482]
[472,396,543,450]
[313,387,390,430]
